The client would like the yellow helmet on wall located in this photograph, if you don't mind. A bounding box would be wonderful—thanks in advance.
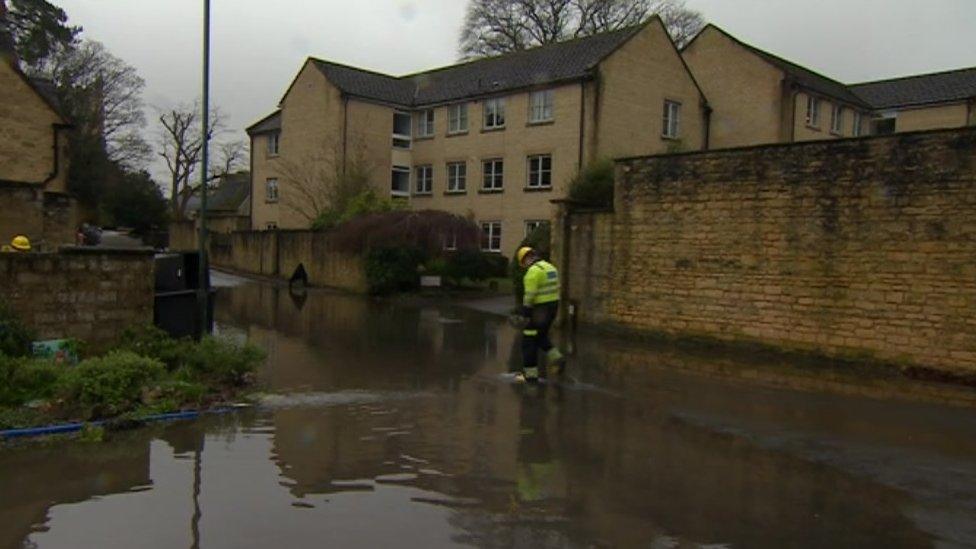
[517,246,534,264]
[11,235,31,252]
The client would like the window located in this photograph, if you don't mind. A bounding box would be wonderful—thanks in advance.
[482,159,504,191]
[830,104,843,134]
[265,178,279,202]
[391,166,410,197]
[447,162,467,193]
[481,221,502,252]
[663,100,681,138]
[529,90,554,123]
[525,220,549,237]
[415,165,433,194]
[443,232,458,251]
[266,222,278,230]
[875,117,896,135]
[448,104,468,134]
[393,112,412,148]
[267,132,280,156]
[483,98,506,129]
[853,112,863,137]
[527,154,552,189]
[806,96,821,127]
[416,110,434,137]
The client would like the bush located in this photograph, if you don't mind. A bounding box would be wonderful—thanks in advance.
[568,158,614,208]
[58,351,166,419]
[0,302,34,358]
[115,325,187,371]
[177,336,265,386]
[312,189,403,231]
[0,355,61,407]
[365,247,426,295]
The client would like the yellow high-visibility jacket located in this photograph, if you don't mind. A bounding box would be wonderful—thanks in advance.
[523,260,560,307]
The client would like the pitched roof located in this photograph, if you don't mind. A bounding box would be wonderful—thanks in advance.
[2,56,69,123]
[309,25,645,107]
[188,172,250,213]
[850,66,976,110]
[246,110,281,135]
[685,25,871,110]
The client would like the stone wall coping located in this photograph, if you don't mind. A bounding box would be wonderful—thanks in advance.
[613,125,976,164]
[57,246,156,256]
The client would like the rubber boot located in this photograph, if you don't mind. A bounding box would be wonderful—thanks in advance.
[546,348,565,376]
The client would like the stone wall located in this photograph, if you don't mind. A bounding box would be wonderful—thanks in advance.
[0,247,155,349]
[171,229,367,293]
[0,182,77,251]
[557,128,976,375]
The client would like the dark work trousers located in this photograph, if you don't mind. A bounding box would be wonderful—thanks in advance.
[522,301,559,370]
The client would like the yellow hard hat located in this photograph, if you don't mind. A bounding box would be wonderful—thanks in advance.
[517,246,534,264]
[11,235,31,252]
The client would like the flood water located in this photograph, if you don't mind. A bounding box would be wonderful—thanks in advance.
[3,276,976,548]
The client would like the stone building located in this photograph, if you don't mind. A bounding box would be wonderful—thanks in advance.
[681,24,976,149]
[247,17,707,254]
[0,55,75,249]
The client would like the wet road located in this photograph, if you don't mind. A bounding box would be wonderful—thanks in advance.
[3,278,976,548]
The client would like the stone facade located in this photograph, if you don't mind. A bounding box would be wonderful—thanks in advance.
[0,248,155,349]
[0,182,76,251]
[556,127,976,375]
[249,19,706,256]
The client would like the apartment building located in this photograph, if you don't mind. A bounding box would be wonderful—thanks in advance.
[681,25,874,149]
[248,17,708,254]
[851,67,976,134]
[681,24,976,149]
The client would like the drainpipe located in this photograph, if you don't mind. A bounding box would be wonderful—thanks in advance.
[342,94,349,175]
[702,102,713,150]
[40,124,69,186]
[577,81,586,170]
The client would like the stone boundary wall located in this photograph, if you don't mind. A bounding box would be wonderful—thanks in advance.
[556,128,976,375]
[0,247,155,349]
[171,229,367,293]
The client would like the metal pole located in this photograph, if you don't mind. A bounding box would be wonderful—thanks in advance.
[197,0,211,338]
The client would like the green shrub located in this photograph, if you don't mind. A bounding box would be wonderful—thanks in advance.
[58,351,166,419]
[0,302,34,358]
[177,336,265,386]
[365,247,426,295]
[0,355,62,407]
[115,325,187,371]
[568,158,614,208]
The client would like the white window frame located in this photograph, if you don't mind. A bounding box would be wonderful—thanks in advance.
[267,132,280,156]
[529,90,554,123]
[524,220,549,237]
[415,165,433,195]
[448,104,468,134]
[393,111,412,149]
[482,159,504,191]
[391,165,410,197]
[443,232,458,251]
[853,112,863,137]
[265,178,279,202]
[526,154,552,189]
[806,95,821,128]
[447,161,467,193]
[662,100,681,139]
[830,104,843,134]
[483,98,506,130]
[481,221,502,253]
[416,109,435,138]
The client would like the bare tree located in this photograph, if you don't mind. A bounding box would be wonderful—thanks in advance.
[40,40,150,169]
[459,0,705,59]
[276,137,376,227]
[211,140,246,180]
[157,102,225,220]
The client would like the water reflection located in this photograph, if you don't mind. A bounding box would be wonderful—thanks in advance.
[1,281,975,547]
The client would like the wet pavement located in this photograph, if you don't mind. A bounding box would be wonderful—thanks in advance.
[3,278,976,548]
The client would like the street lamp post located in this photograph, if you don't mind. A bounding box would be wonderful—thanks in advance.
[197,0,211,338]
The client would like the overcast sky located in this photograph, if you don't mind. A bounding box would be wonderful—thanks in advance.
[55,0,976,182]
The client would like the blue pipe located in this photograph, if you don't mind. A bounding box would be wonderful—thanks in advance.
[0,407,239,441]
